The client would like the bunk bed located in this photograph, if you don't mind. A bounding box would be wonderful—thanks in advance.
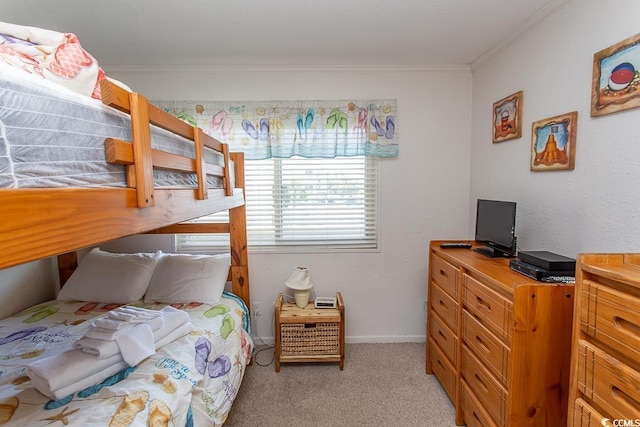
[0,52,252,425]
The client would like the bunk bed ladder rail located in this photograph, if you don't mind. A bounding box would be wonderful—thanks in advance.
[100,80,233,208]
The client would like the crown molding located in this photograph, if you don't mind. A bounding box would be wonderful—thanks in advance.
[470,0,571,71]
[104,64,472,74]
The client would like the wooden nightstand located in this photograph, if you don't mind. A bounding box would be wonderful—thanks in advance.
[274,292,345,372]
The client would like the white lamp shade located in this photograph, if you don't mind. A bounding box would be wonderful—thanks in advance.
[285,266,314,308]
[285,266,314,290]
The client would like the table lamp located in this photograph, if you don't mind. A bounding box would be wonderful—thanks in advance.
[285,266,314,308]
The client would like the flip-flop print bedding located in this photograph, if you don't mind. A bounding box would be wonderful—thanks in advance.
[0,293,253,426]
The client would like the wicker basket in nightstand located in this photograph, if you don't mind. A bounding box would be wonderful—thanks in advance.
[274,292,345,372]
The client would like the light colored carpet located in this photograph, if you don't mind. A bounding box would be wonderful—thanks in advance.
[225,342,457,427]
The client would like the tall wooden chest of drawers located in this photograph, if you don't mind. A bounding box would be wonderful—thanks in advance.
[568,254,640,427]
[426,241,575,426]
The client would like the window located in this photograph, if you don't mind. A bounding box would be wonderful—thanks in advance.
[176,156,378,252]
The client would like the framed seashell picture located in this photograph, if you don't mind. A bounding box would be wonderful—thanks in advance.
[492,91,523,143]
[530,111,577,171]
[591,32,640,117]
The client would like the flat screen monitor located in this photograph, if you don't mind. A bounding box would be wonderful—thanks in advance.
[474,199,517,258]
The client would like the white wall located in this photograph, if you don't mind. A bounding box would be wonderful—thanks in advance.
[100,67,473,342]
[0,260,57,318]
[470,0,640,256]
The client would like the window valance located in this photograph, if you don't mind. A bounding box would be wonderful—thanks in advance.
[153,99,398,159]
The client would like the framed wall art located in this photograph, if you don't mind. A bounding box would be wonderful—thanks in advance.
[531,111,577,171]
[492,91,522,143]
[591,32,640,117]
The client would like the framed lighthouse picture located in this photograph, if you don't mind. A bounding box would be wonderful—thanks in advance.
[530,111,577,171]
[492,91,523,143]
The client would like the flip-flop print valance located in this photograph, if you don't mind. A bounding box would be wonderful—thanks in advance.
[153,99,398,159]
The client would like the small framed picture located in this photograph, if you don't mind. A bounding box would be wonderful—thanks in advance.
[591,32,640,117]
[531,111,577,171]
[492,91,523,143]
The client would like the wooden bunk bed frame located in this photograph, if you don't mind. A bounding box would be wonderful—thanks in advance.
[0,79,250,308]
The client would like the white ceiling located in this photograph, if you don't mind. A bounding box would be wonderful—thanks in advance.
[3,0,567,68]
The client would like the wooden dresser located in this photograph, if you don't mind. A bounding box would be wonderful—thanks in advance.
[568,254,640,426]
[426,240,575,426]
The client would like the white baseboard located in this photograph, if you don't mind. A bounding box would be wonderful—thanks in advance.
[346,335,425,344]
[251,335,425,346]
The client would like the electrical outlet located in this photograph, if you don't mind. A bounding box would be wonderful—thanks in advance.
[252,302,262,317]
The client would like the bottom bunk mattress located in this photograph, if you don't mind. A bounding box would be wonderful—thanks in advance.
[0,293,253,426]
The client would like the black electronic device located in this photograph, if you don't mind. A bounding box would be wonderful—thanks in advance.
[440,242,472,249]
[473,199,517,258]
[517,251,576,271]
[540,275,575,284]
[509,259,575,281]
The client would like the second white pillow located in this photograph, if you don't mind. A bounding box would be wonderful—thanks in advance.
[144,253,231,305]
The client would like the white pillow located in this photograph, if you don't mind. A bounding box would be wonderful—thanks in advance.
[144,253,231,305]
[57,248,160,303]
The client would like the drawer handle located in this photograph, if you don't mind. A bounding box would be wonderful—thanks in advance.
[476,296,492,311]
[474,373,489,394]
[611,385,640,411]
[614,316,640,340]
[473,411,483,424]
[437,359,445,369]
[438,329,448,341]
[439,269,449,278]
[439,299,448,309]
[475,335,490,353]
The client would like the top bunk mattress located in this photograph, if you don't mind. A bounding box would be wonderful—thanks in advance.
[0,65,231,189]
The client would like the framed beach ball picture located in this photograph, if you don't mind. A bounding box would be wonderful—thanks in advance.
[591,32,640,117]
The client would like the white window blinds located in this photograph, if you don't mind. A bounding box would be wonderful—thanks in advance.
[176,156,378,252]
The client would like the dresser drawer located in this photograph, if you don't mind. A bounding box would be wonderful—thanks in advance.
[432,254,459,299]
[572,398,613,427]
[461,346,507,426]
[463,274,512,344]
[429,311,457,366]
[431,283,459,332]
[428,337,456,403]
[576,339,640,420]
[461,380,498,427]
[463,311,510,387]
[580,279,640,366]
